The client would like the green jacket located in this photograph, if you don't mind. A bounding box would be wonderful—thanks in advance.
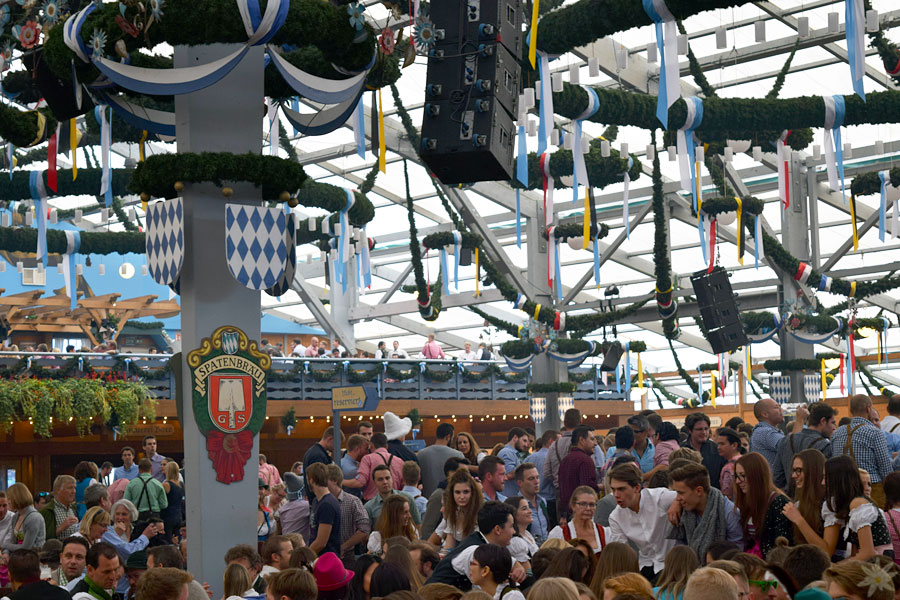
[39,498,76,541]
[123,473,168,514]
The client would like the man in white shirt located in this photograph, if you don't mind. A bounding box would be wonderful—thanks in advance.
[290,339,305,357]
[374,341,387,359]
[460,342,478,364]
[607,462,677,582]
[882,395,900,434]
[390,340,409,359]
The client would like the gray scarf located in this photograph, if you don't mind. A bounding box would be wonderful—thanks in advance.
[667,486,728,561]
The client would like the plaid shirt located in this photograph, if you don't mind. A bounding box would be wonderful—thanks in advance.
[54,501,77,538]
[750,422,784,469]
[832,417,893,483]
[335,491,370,558]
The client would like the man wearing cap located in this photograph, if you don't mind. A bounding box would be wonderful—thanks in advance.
[278,472,311,545]
[122,549,148,599]
[383,412,419,464]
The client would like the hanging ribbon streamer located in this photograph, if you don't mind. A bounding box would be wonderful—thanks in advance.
[536,51,553,156]
[879,170,889,242]
[745,345,752,380]
[440,246,450,295]
[850,194,859,250]
[893,181,900,240]
[754,215,764,269]
[710,372,717,409]
[845,0,866,100]
[735,197,744,265]
[548,226,562,300]
[697,368,704,406]
[69,118,78,180]
[637,353,643,389]
[336,190,355,293]
[139,129,147,162]
[883,317,891,371]
[359,227,371,288]
[62,230,81,310]
[6,143,12,181]
[582,189,591,248]
[29,170,48,269]
[642,0,679,128]
[353,96,365,159]
[94,105,112,206]
[840,354,846,396]
[528,0,539,68]
[847,333,856,396]
[624,343,631,397]
[267,98,279,156]
[878,327,884,365]
[718,354,727,398]
[47,128,58,193]
[540,152,554,227]
[572,86,600,203]
[821,358,827,400]
[516,121,527,248]
[615,364,621,394]
[377,88,386,173]
[621,156,634,239]
[452,232,461,292]
[474,247,480,297]
[593,236,601,288]
[776,130,791,208]
[823,95,847,202]
[698,213,708,263]
[707,218,717,273]
[676,97,704,210]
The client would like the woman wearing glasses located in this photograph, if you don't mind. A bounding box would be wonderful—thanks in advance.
[547,486,606,555]
[781,449,826,544]
[733,453,793,559]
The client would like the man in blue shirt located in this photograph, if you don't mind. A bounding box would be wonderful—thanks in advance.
[497,428,528,498]
[604,415,655,473]
[340,434,368,499]
[514,463,549,545]
[526,430,559,506]
[113,447,139,481]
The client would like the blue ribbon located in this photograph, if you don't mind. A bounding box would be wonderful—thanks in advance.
[880,170,888,242]
[337,190,354,293]
[291,97,300,135]
[845,0,866,100]
[615,364,621,393]
[29,170,48,269]
[553,236,563,301]
[6,143,12,181]
[624,342,631,396]
[440,247,450,295]
[452,232,461,291]
[124,358,131,375]
[682,96,704,211]
[93,105,112,207]
[698,213,707,263]
[832,95,847,202]
[592,236,600,285]
[572,86,600,203]
[643,0,671,128]
[354,96,365,158]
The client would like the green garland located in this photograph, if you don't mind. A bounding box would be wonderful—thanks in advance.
[851,167,900,197]
[857,358,897,398]
[385,364,417,381]
[348,367,380,383]
[308,365,341,382]
[0,168,131,201]
[422,232,482,251]
[678,20,717,99]
[424,366,454,383]
[469,306,521,338]
[701,197,765,217]
[526,382,577,394]
[0,104,55,149]
[0,227,145,255]
[767,39,801,100]
[516,145,643,190]
[404,160,438,321]
[651,132,679,339]
[552,84,900,140]
[668,338,709,402]
[742,311,778,335]
[280,406,297,432]
[543,222,610,242]
[865,0,900,84]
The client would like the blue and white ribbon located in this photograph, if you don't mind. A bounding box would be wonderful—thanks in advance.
[624,342,631,397]
[28,170,48,269]
[548,342,594,368]
[698,213,708,263]
[697,368,704,405]
[754,215,764,269]
[879,170,889,242]
[823,95,846,202]
[789,317,843,345]
[440,245,450,295]
[536,51,554,156]
[359,227,371,288]
[62,230,81,310]
[452,232,462,291]
[817,274,834,292]
[677,96,704,210]
[846,336,854,394]
[353,96,365,158]
[236,0,291,46]
[516,120,528,248]
[336,190,355,293]
[291,97,300,136]
[592,236,600,286]
[615,364,621,393]
[846,0,866,100]
[280,86,366,136]
[572,85,600,202]
[548,226,562,301]
[642,0,680,128]
[93,90,175,137]
[267,45,371,104]
[621,156,634,239]
[94,105,112,207]
[514,294,527,310]
[6,143,12,181]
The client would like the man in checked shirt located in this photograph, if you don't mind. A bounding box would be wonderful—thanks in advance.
[831,394,893,507]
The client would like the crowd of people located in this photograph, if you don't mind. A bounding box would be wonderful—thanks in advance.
[6,394,900,600]
[262,336,493,363]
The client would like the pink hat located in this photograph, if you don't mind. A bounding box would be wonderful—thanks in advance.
[314,552,355,591]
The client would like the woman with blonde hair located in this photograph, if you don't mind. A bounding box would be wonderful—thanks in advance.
[589,542,639,599]
[539,538,569,551]
[367,495,417,554]
[653,546,699,600]
[429,469,482,550]
[601,573,654,600]
[548,486,606,555]
[526,577,580,600]
[77,506,111,544]
[667,448,702,464]
[825,560,895,600]
[223,562,254,600]
[161,459,184,545]
[1,483,44,550]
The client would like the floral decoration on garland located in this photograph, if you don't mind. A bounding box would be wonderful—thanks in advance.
[347,2,365,30]
[14,19,39,48]
[40,0,61,25]
[150,0,164,21]
[90,28,106,58]
[378,27,395,55]
[414,15,435,51]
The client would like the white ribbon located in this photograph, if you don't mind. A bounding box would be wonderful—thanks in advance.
[621,156,634,239]
[676,97,703,205]
[267,98,279,156]
[359,227,371,288]
[822,96,847,202]
[541,152,554,227]
[452,231,462,291]
[95,105,111,206]
[537,51,554,156]
[572,85,599,200]
[776,130,790,207]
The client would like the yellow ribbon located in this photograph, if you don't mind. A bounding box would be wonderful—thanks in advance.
[27,112,46,148]
[655,284,673,294]
[528,0,540,69]
[710,372,717,408]
[474,247,481,297]
[517,325,523,338]
[821,358,826,400]
[850,281,857,297]
[637,353,643,389]
[736,196,743,266]
[850,194,859,251]
[695,161,702,211]
[533,303,542,321]
[70,118,78,180]
[139,130,148,162]
[377,88,386,174]
[583,188,590,249]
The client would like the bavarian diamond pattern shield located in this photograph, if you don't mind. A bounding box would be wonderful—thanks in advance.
[529,397,546,424]
[225,205,287,290]
[769,375,791,404]
[264,212,297,298]
[146,197,184,286]
[803,373,821,403]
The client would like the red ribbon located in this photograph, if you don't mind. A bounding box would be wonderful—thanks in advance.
[707,219,717,273]
[47,133,57,193]
[840,354,845,395]
[540,152,550,217]
[889,57,900,75]
[206,430,254,484]
[781,130,791,208]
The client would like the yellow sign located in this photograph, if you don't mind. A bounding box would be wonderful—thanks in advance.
[124,424,176,438]
[332,386,366,411]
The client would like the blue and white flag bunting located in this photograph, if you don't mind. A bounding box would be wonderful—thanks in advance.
[823,95,847,202]
[845,0,866,100]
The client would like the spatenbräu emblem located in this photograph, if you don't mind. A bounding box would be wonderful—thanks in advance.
[187,326,270,484]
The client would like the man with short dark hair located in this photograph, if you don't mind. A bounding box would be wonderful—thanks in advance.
[224,544,265,595]
[340,434,369,499]
[668,461,742,561]
[772,401,836,489]
[605,415,654,473]
[682,413,726,489]
[416,422,463,497]
[51,536,89,590]
[124,458,168,519]
[527,429,560,524]
[497,428,528,498]
[558,426,599,519]
[409,542,440,580]
[302,428,335,500]
[324,464,370,562]
[478,456,507,502]
[357,421,374,439]
[883,395,900,433]
[832,394,892,507]
[260,535,293,576]
[133,567,192,600]
[600,427,635,478]
[70,542,121,600]
[401,461,426,516]
[357,432,403,500]
[306,463,342,556]
[781,544,832,589]
[514,463,549,545]
[114,447,139,481]
[716,428,742,500]
[363,464,422,525]
[543,409,581,504]
[142,435,167,482]
[5,548,70,599]
[146,544,211,600]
